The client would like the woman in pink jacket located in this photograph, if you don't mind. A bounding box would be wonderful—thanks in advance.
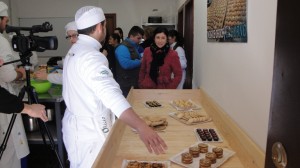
[139,27,182,89]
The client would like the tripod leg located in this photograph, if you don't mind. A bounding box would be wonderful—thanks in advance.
[0,114,17,160]
[29,88,65,168]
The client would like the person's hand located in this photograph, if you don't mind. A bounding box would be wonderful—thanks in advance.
[0,58,4,66]
[102,49,108,56]
[137,124,167,155]
[34,69,48,80]
[22,104,48,122]
[119,108,167,154]
[15,67,26,80]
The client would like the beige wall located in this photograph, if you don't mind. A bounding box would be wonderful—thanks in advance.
[193,0,278,151]
[12,0,177,37]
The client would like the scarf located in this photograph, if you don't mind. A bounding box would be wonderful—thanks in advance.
[149,43,170,84]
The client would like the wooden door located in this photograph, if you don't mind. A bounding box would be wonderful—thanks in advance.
[183,0,194,89]
[265,0,300,167]
[177,9,183,34]
[105,13,116,36]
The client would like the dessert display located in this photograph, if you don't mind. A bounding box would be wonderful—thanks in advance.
[224,0,247,27]
[145,100,162,108]
[181,152,193,164]
[199,158,212,168]
[212,147,224,159]
[205,152,217,164]
[169,111,211,125]
[122,160,170,168]
[170,99,201,111]
[195,128,222,142]
[189,146,200,158]
[198,143,209,153]
[207,0,247,31]
[143,116,168,131]
[169,142,235,168]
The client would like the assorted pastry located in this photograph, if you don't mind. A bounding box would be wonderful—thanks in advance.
[196,128,220,142]
[143,116,168,131]
[180,143,224,167]
[207,0,247,31]
[171,99,199,110]
[126,161,166,168]
[174,111,211,124]
[145,100,162,108]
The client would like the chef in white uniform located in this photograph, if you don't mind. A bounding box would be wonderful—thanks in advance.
[0,2,29,168]
[34,21,78,84]
[62,6,167,168]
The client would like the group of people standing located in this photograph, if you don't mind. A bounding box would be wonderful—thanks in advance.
[110,25,187,97]
[0,2,187,168]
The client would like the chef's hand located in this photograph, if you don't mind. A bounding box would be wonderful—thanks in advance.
[22,104,48,122]
[137,124,168,155]
[0,58,4,66]
[119,108,167,154]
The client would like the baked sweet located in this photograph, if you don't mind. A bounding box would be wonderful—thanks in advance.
[212,147,223,158]
[126,161,139,168]
[126,161,166,168]
[139,162,151,168]
[199,158,212,168]
[151,163,165,168]
[143,116,168,131]
[198,143,208,153]
[189,146,200,158]
[181,152,193,164]
[205,152,217,164]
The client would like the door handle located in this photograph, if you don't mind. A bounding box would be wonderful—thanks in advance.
[272,142,287,168]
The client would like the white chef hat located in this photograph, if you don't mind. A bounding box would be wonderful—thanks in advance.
[0,1,8,17]
[75,6,105,30]
[64,21,77,34]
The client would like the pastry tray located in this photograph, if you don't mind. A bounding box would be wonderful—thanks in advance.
[194,128,223,143]
[169,143,235,168]
[144,100,163,108]
[169,112,212,125]
[169,99,201,111]
[121,159,170,168]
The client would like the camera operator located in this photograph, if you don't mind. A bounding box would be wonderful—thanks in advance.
[0,2,31,168]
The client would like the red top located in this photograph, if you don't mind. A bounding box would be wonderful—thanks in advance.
[139,47,182,89]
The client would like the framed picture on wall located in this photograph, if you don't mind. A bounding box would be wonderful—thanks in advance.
[207,0,247,42]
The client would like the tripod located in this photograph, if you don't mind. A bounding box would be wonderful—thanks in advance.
[0,51,65,168]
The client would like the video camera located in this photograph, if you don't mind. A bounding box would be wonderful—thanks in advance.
[6,22,58,54]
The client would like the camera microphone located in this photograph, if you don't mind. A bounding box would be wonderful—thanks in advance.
[6,22,53,34]
[6,25,31,34]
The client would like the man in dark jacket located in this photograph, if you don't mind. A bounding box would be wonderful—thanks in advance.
[115,26,144,97]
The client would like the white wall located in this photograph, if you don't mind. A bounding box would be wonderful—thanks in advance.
[193,0,278,151]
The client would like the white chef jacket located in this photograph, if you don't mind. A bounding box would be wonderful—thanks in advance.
[62,35,131,168]
[0,34,29,168]
[47,70,63,85]
[170,42,187,89]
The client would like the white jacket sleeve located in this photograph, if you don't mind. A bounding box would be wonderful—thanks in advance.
[175,46,187,69]
[47,73,63,85]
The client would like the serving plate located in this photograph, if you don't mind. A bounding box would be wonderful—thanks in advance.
[169,143,235,168]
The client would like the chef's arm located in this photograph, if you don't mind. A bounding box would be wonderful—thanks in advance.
[119,107,168,154]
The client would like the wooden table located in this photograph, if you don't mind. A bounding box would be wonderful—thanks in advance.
[93,89,244,168]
